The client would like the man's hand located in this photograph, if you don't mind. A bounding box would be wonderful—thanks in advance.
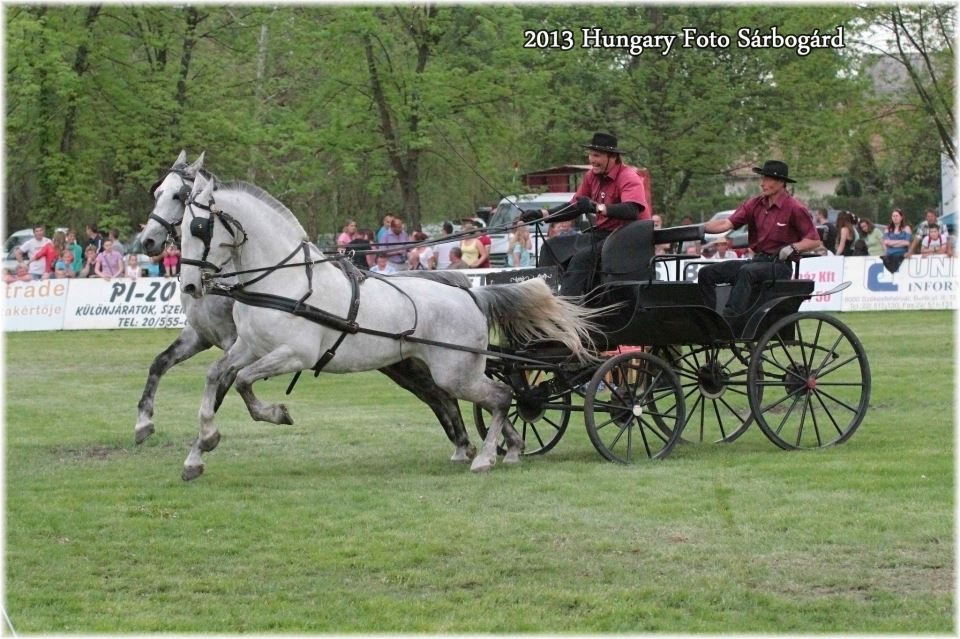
[520,209,545,223]
[778,244,797,261]
[576,196,597,214]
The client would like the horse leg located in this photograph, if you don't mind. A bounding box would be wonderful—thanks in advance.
[465,377,513,472]
[135,326,213,444]
[183,349,247,481]
[431,360,512,472]
[232,347,303,426]
[380,361,476,462]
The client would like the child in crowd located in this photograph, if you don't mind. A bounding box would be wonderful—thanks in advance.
[163,243,180,277]
[4,266,32,283]
[920,225,952,257]
[125,253,140,279]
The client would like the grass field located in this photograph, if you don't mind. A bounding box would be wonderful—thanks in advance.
[4,310,955,633]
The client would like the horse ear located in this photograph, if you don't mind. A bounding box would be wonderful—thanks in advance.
[173,150,188,167]
[198,174,215,201]
[187,151,205,177]
[192,173,208,196]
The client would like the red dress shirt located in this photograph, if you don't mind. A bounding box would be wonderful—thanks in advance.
[572,162,651,232]
[729,192,820,255]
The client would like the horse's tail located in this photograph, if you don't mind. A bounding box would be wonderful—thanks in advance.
[470,278,608,363]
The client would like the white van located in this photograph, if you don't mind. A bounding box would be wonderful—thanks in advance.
[487,192,575,266]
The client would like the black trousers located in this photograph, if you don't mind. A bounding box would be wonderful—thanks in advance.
[698,258,792,317]
[559,230,610,296]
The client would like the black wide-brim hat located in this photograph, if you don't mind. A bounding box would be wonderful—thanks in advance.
[752,160,796,183]
[583,132,627,155]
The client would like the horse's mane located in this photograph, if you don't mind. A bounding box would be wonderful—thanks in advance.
[219,180,308,241]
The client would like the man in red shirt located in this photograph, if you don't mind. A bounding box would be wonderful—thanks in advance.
[523,132,650,296]
[698,160,821,323]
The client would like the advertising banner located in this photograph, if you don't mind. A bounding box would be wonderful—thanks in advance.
[840,256,956,311]
[61,277,187,330]
[3,280,69,331]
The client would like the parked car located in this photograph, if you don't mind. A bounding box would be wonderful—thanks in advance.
[486,192,576,266]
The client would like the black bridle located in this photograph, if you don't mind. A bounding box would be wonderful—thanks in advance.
[148,169,196,243]
[180,193,248,274]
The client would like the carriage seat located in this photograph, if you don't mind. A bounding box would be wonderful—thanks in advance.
[600,220,655,282]
[600,221,704,283]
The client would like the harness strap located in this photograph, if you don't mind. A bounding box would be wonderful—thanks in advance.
[207,285,558,367]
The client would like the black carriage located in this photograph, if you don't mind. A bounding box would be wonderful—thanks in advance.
[475,220,871,464]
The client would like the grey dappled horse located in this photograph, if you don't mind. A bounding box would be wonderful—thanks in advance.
[136,151,475,461]
[178,173,601,476]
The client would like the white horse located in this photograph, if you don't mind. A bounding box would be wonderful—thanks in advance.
[178,173,601,476]
[137,151,478,461]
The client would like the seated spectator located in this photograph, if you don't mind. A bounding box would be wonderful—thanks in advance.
[407,231,435,270]
[881,209,912,273]
[163,243,180,277]
[369,252,397,274]
[459,218,490,268]
[446,246,468,269]
[920,225,952,257]
[4,265,32,282]
[856,217,884,256]
[146,254,163,277]
[509,224,533,267]
[53,260,68,279]
[835,211,857,256]
[125,253,140,279]
[94,240,124,280]
[908,209,949,257]
[705,237,739,260]
[79,245,99,277]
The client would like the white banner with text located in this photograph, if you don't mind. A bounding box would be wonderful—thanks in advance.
[3,257,955,332]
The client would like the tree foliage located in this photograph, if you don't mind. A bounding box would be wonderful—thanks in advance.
[4,4,953,239]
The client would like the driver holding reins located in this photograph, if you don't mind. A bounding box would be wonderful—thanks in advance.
[698,160,822,324]
[522,132,650,296]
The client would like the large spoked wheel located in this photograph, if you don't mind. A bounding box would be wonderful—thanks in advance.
[748,312,871,450]
[584,352,685,463]
[655,344,754,444]
[473,367,572,456]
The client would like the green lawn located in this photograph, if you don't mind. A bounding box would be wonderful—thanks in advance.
[4,310,954,633]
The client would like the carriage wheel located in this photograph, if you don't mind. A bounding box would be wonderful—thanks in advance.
[473,367,571,456]
[654,344,754,444]
[747,312,870,450]
[584,352,685,463]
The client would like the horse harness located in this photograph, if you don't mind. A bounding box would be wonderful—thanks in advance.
[182,192,554,394]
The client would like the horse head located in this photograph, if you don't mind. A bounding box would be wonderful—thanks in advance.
[140,150,205,255]
[179,174,222,297]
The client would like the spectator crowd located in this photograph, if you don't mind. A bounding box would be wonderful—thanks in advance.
[6,206,952,284]
[4,223,179,283]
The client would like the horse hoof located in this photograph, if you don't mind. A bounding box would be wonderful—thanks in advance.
[503,450,522,464]
[466,444,477,460]
[277,405,293,425]
[134,422,155,445]
[470,458,494,473]
[181,465,204,481]
[199,430,221,452]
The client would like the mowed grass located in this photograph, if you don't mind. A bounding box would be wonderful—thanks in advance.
[4,310,955,633]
